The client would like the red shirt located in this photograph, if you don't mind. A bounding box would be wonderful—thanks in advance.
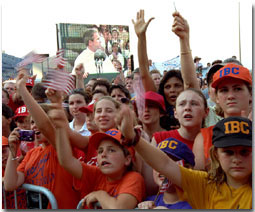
[7,94,24,112]
[153,129,194,150]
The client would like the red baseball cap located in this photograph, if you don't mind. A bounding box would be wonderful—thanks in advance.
[26,77,35,87]
[14,105,29,119]
[2,136,9,146]
[90,128,135,158]
[79,101,95,114]
[212,63,252,88]
[144,91,166,112]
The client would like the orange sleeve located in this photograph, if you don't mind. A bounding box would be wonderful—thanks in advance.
[201,126,214,160]
[73,163,101,196]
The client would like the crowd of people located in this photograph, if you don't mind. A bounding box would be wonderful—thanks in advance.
[2,9,252,210]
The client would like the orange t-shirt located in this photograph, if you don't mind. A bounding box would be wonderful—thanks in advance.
[200,126,214,160]
[84,140,98,166]
[17,145,80,209]
[74,164,145,208]
[16,141,35,158]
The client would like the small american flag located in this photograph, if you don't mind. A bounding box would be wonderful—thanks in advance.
[43,68,75,95]
[133,77,145,118]
[43,49,74,95]
[159,178,171,193]
[153,177,171,204]
[50,49,67,70]
[176,159,185,167]
[16,51,46,70]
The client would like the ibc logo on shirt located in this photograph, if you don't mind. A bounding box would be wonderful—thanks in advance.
[219,67,239,78]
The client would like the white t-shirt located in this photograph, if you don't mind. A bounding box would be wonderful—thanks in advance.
[69,120,91,136]
[71,48,117,75]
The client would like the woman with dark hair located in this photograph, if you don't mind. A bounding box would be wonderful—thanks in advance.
[158,70,184,130]
[68,89,91,136]
[110,84,131,103]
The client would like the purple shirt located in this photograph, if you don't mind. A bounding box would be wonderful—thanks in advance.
[146,193,192,209]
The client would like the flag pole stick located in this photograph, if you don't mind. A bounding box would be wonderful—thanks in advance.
[238,2,242,63]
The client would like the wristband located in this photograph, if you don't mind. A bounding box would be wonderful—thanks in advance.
[11,157,19,161]
[123,128,141,147]
[180,50,192,55]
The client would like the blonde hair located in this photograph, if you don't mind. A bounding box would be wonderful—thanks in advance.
[207,146,226,190]
[94,96,121,112]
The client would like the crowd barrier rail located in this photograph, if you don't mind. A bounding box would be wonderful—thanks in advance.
[2,183,58,209]
[76,199,101,209]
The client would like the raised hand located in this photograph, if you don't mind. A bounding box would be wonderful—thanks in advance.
[75,63,84,77]
[15,69,29,90]
[172,11,189,40]
[48,103,69,129]
[8,128,21,159]
[75,63,89,79]
[115,104,136,143]
[132,9,155,38]
[45,88,63,104]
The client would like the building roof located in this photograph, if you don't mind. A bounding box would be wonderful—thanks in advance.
[2,53,32,81]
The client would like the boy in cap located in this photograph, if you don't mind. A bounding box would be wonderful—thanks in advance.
[13,105,36,163]
[14,105,31,130]
[138,137,193,209]
[50,103,145,210]
[8,77,35,112]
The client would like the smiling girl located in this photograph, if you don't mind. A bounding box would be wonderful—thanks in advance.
[93,96,120,132]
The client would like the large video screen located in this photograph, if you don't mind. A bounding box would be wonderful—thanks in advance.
[57,23,130,73]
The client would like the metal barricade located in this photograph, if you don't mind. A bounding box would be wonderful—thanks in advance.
[2,183,58,209]
[76,199,101,209]
[76,199,83,209]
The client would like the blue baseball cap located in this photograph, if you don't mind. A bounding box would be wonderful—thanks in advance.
[157,138,195,167]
